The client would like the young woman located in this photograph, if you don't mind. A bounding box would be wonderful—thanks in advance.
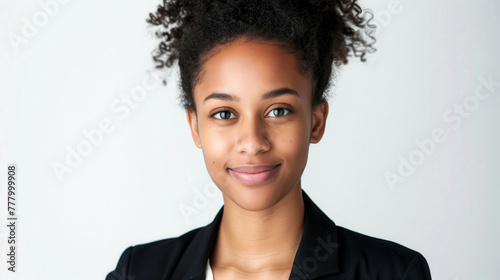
[107,0,432,279]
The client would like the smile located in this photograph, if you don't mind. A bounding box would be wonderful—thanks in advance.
[228,164,281,186]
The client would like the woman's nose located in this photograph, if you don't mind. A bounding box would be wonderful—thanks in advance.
[235,118,271,156]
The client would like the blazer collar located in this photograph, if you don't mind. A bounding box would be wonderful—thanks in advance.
[171,189,340,280]
[289,190,340,279]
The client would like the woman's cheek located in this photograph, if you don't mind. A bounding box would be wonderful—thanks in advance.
[201,127,232,168]
[210,128,234,154]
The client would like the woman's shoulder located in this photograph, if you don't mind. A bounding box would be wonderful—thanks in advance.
[334,225,431,278]
[105,227,206,280]
[336,225,419,256]
[106,209,224,280]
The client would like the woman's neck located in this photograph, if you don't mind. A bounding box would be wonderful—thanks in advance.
[210,184,305,274]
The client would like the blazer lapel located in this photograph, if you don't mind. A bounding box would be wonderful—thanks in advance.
[169,206,223,280]
[289,190,340,279]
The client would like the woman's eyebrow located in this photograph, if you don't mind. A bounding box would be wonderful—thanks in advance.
[203,93,239,103]
[203,87,300,104]
[262,87,300,100]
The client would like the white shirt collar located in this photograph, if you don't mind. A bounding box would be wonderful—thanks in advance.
[205,259,214,280]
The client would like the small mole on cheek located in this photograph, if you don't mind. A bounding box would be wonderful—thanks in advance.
[213,161,215,164]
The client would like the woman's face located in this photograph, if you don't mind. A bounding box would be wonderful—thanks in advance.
[187,38,328,211]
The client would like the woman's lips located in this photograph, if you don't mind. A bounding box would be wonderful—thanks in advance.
[229,164,281,186]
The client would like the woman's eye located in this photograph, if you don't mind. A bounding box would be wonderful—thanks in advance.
[267,108,291,118]
[212,110,236,120]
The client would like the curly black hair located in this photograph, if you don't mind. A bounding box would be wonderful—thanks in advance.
[147,0,376,111]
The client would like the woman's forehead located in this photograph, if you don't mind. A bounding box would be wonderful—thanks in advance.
[193,38,313,102]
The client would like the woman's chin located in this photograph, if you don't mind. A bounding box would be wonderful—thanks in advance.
[222,184,298,212]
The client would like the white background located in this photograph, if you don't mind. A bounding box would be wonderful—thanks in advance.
[1,0,499,279]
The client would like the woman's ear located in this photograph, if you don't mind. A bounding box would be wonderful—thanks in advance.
[186,109,202,149]
[310,101,329,144]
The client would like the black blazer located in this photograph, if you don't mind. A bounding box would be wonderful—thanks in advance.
[106,190,431,280]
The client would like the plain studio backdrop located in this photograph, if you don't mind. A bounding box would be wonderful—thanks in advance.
[1,0,499,279]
